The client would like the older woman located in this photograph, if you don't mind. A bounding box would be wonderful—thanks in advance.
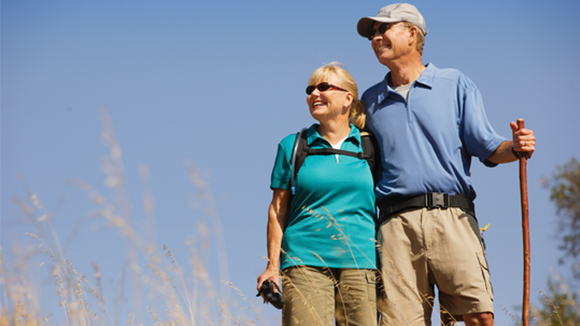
[257,62,378,326]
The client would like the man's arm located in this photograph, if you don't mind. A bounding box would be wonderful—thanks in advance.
[487,121,536,164]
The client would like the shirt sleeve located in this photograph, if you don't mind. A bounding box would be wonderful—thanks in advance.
[270,134,296,189]
[460,75,507,165]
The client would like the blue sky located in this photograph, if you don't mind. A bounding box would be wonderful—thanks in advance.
[2,0,580,325]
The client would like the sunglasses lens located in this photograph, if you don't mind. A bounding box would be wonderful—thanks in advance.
[379,23,388,34]
[317,83,330,92]
[306,82,331,95]
[369,23,389,40]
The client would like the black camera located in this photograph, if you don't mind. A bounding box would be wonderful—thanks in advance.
[256,280,285,309]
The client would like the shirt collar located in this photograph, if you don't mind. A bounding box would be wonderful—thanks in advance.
[306,123,361,147]
[377,63,436,102]
[415,63,435,88]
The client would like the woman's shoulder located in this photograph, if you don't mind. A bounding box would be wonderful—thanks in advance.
[279,132,298,148]
[278,124,316,150]
[274,133,295,159]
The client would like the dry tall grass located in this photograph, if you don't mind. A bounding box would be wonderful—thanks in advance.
[0,109,261,326]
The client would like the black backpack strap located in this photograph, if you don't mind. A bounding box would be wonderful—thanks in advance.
[290,128,308,195]
[360,131,381,185]
[306,148,368,159]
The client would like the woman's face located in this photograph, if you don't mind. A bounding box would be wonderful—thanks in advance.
[306,74,352,123]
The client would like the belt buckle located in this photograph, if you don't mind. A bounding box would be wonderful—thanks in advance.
[427,192,448,209]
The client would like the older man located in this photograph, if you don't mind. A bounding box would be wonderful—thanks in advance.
[356,3,536,326]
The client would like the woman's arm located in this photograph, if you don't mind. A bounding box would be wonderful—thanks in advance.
[257,188,291,295]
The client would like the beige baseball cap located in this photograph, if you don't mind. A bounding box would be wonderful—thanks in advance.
[357,3,428,38]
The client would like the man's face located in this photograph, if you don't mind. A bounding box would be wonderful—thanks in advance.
[370,21,413,66]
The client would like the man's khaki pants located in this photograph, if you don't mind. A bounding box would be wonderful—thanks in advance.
[377,207,494,325]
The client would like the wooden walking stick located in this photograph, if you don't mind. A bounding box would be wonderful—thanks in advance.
[517,118,531,326]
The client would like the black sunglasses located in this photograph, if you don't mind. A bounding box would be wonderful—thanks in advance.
[368,23,394,40]
[306,82,348,95]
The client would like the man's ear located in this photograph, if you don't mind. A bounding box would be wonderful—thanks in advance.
[408,26,417,45]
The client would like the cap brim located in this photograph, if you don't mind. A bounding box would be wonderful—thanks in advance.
[357,17,401,38]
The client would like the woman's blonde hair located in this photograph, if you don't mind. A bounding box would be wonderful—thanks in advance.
[308,62,366,130]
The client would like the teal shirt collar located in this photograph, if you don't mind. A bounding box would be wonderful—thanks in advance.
[306,123,362,148]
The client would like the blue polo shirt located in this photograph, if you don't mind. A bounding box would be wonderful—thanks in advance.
[270,124,377,271]
[362,63,506,200]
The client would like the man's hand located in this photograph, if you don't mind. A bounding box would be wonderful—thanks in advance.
[510,121,536,159]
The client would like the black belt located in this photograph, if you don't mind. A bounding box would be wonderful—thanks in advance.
[378,192,475,223]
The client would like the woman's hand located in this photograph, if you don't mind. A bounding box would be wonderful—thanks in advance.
[256,267,281,300]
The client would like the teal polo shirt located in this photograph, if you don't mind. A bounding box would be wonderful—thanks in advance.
[271,124,377,271]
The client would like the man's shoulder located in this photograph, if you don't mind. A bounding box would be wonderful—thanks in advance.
[425,64,477,91]
[427,64,463,80]
[361,79,385,101]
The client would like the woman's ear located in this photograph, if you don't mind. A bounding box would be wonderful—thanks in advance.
[343,92,354,112]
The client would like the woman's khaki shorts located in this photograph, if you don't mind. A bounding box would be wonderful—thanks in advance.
[281,266,377,326]
[377,207,494,326]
